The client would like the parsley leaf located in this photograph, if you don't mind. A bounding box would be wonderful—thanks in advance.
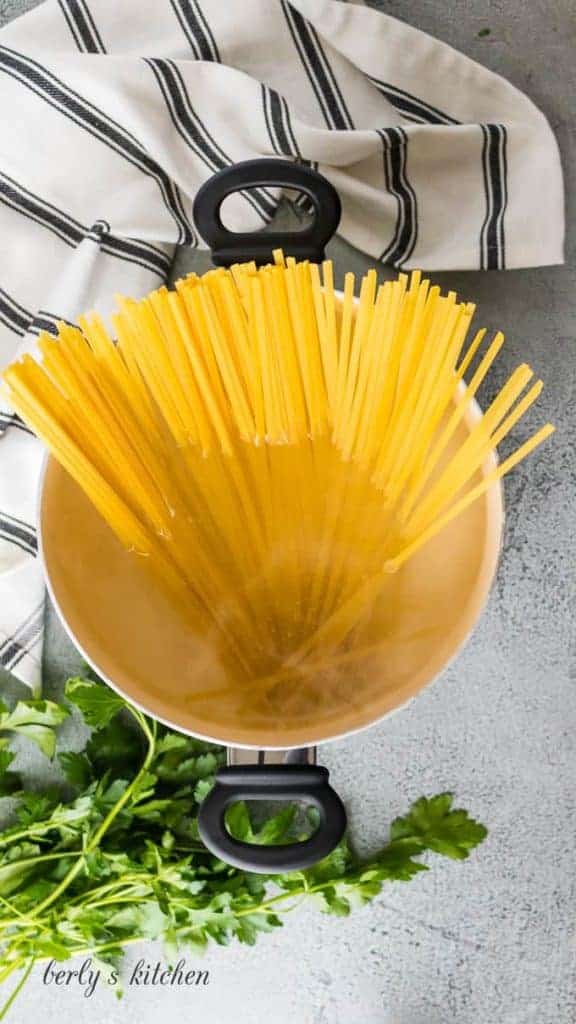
[86,717,143,774]
[0,699,69,758]
[0,746,20,796]
[58,751,93,789]
[0,676,488,1018]
[390,792,488,859]
[65,677,126,727]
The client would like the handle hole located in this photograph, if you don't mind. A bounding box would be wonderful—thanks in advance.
[225,799,318,847]
[219,188,315,234]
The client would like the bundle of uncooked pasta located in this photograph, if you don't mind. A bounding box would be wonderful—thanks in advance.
[3,255,553,682]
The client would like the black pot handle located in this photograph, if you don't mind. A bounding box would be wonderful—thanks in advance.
[193,158,341,267]
[197,764,347,873]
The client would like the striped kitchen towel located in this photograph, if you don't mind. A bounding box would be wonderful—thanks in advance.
[0,0,564,694]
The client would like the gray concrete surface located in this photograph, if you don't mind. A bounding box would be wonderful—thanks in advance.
[0,1,574,1022]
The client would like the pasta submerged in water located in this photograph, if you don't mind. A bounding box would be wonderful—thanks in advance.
[3,256,553,707]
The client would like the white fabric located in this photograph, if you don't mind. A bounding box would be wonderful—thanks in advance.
[0,0,564,694]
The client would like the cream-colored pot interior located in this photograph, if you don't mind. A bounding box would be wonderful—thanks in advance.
[40,385,503,750]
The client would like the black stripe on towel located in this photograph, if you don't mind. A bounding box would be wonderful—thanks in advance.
[170,0,220,62]
[262,85,315,215]
[0,46,195,245]
[0,413,33,436]
[0,290,75,339]
[0,287,32,336]
[0,513,37,557]
[0,601,44,671]
[378,127,418,267]
[368,76,459,126]
[58,0,106,53]
[281,1,354,130]
[261,84,302,158]
[146,58,277,223]
[282,96,302,160]
[0,170,84,246]
[480,123,507,270]
[87,219,170,277]
[30,310,76,335]
[0,174,169,278]
[99,233,170,278]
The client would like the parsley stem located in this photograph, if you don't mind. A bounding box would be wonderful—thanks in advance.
[0,958,34,1022]
[32,714,157,918]
[9,882,338,970]
[67,877,152,907]
[33,936,144,963]
[0,821,86,849]
[0,850,83,874]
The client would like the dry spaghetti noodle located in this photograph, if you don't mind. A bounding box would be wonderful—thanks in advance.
[2,259,554,704]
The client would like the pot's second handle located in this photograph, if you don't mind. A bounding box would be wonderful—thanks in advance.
[197,764,347,873]
[193,158,341,267]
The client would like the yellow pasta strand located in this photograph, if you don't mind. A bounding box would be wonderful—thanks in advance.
[1,259,553,714]
[386,423,555,572]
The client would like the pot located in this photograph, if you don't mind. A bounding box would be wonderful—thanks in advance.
[38,160,504,873]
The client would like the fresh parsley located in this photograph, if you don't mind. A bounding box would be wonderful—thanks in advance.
[0,675,487,1016]
[0,698,68,760]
